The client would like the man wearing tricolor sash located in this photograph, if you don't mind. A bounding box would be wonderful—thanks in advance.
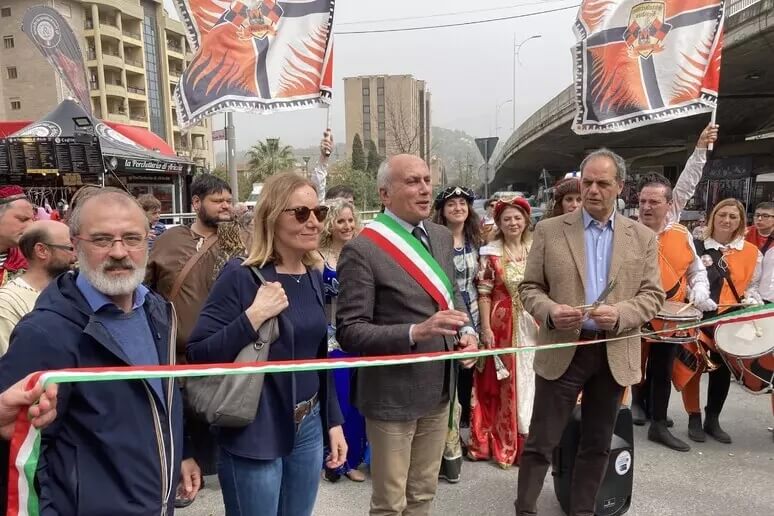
[337,154,477,516]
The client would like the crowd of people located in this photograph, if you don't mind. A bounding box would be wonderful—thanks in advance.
[0,122,770,516]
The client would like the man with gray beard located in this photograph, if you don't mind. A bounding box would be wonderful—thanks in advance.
[0,188,200,515]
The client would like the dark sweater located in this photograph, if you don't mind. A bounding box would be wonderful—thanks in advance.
[187,260,344,460]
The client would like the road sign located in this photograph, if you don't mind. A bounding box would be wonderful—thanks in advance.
[212,128,226,141]
[474,137,499,164]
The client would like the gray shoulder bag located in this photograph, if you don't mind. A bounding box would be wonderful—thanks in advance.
[186,266,279,427]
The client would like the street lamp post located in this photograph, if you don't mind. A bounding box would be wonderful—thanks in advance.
[512,34,542,132]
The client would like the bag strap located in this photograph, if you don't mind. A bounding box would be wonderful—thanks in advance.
[169,234,218,303]
[248,265,267,286]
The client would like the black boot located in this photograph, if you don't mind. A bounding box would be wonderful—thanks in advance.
[648,421,690,452]
[688,413,705,442]
[665,416,674,428]
[631,387,648,426]
[439,456,462,483]
[704,411,732,443]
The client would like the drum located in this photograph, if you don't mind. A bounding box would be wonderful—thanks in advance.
[644,301,702,344]
[715,318,774,394]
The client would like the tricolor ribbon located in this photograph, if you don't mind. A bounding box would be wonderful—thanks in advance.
[8,304,774,515]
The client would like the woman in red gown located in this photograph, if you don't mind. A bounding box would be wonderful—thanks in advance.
[468,197,538,468]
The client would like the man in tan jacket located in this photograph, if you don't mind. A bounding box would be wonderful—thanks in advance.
[516,149,664,516]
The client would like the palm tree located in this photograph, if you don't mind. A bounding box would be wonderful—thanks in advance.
[246,138,296,182]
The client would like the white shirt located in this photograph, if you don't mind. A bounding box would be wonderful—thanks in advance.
[702,237,763,302]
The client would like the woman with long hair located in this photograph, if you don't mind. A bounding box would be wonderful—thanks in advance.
[317,199,367,483]
[187,172,347,515]
[432,185,483,482]
[468,197,538,468]
[682,198,762,444]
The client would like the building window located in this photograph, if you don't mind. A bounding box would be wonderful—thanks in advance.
[363,105,370,114]
[377,105,385,113]
[1,7,10,17]
[363,122,371,131]
[10,100,21,110]
[362,87,369,96]
[377,87,384,96]
[378,121,385,130]
[3,36,14,49]
[6,66,17,79]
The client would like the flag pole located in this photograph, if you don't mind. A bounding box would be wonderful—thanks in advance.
[227,112,238,199]
[708,108,717,152]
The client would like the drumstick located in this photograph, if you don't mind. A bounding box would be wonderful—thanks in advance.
[676,302,694,314]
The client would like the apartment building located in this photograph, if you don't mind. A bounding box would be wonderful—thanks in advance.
[0,0,212,168]
[344,74,431,163]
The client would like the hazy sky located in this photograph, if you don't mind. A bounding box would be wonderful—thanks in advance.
[163,0,579,153]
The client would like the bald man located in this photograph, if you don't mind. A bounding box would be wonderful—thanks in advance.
[0,220,75,354]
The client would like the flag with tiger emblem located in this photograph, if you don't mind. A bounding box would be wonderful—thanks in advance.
[172,0,335,128]
[572,0,724,134]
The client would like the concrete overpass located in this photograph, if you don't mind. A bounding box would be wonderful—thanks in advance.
[492,0,774,192]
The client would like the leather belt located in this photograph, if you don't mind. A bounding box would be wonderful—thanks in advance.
[294,393,319,425]
[579,329,606,341]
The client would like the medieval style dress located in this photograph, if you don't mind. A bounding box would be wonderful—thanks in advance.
[468,239,537,467]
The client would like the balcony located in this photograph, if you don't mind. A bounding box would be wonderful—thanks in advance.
[102,53,123,68]
[127,85,146,99]
[100,22,122,40]
[105,81,126,97]
[122,30,142,45]
[86,49,97,64]
[125,60,145,75]
[89,80,100,91]
[107,112,130,123]
[128,112,148,127]
[166,40,184,58]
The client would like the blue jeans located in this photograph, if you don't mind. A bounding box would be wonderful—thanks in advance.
[218,404,323,516]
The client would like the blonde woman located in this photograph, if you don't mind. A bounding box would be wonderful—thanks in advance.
[682,198,762,444]
[187,172,347,516]
[317,199,367,483]
[468,197,538,468]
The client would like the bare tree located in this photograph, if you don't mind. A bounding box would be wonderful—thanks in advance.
[385,97,421,156]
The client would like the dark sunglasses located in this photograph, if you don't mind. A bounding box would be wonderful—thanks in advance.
[282,205,329,223]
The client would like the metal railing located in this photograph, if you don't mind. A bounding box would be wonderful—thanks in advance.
[127,85,146,94]
[728,0,762,15]
[130,113,147,121]
[125,58,144,68]
[123,31,141,40]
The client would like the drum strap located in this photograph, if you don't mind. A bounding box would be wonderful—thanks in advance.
[664,281,681,300]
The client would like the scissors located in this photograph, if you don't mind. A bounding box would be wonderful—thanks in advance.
[575,280,616,312]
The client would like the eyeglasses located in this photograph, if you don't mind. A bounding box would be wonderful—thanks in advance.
[76,235,147,250]
[282,206,329,223]
[754,213,774,220]
[43,243,74,252]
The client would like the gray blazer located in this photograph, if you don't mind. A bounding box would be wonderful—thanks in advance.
[336,219,466,421]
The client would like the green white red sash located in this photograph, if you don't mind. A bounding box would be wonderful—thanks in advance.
[8,304,774,515]
[360,213,454,310]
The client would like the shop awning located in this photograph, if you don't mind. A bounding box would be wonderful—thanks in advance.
[0,119,177,157]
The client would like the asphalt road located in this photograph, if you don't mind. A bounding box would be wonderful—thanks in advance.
[180,379,774,515]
